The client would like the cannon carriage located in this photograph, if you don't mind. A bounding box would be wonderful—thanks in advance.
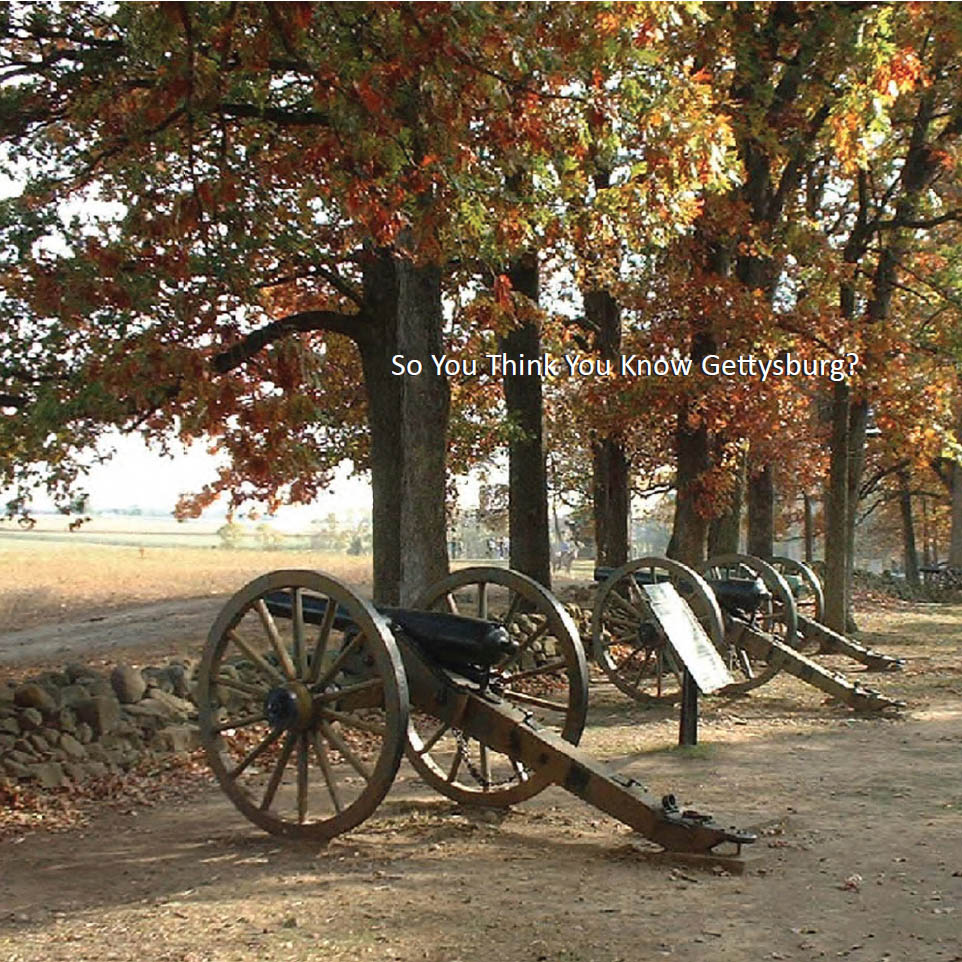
[766,556,904,672]
[197,566,754,862]
[591,554,903,711]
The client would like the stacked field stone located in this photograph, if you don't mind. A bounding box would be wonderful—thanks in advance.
[0,660,199,789]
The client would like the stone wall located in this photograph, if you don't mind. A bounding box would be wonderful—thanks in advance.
[0,660,200,790]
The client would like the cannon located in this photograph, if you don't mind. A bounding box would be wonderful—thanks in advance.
[196,566,755,863]
[591,555,901,711]
[767,556,904,672]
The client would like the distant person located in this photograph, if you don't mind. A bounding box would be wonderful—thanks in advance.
[554,539,577,574]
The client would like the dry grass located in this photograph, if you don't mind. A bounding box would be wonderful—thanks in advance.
[0,540,372,632]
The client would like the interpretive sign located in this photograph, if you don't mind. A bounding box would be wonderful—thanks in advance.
[641,582,734,695]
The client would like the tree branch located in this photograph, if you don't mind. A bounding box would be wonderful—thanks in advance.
[878,208,962,230]
[212,309,367,374]
[218,103,331,126]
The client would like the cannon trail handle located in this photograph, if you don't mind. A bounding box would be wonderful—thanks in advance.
[796,615,905,672]
[399,639,755,857]
[468,693,752,854]
[730,621,904,711]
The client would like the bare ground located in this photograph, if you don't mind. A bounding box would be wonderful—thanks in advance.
[2,596,962,962]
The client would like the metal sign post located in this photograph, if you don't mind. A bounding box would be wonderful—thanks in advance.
[639,583,735,747]
[679,671,699,747]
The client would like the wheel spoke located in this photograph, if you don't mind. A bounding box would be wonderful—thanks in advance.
[477,582,489,619]
[308,599,339,684]
[310,731,343,813]
[501,619,550,670]
[228,726,282,779]
[479,743,490,785]
[614,646,643,674]
[293,588,308,678]
[296,734,309,824]
[318,708,387,735]
[313,631,365,691]
[418,719,450,754]
[214,675,268,698]
[321,721,372,781]
[314,677,383,704]
[227,630,286,685]
[212,711,267,734]
[444,591,459,614]
[606,612,640,632]
[502,689,568,712]
[255,600,297,681]
[446,742,464,782]
[260,731,296,812]
[627,657,650,693]
[609,589,646,621]
[502,657,566,684]
[625,576,646,606]
[501,591,524,631]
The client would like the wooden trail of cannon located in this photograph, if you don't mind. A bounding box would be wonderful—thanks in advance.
[760,557,903,672]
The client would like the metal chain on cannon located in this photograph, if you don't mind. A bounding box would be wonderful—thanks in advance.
[453,728,532,790]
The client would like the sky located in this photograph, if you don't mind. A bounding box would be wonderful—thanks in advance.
[20,432,376,527]
[15,431,489,531]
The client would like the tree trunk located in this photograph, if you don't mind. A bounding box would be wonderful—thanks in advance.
[667,418,711,567]
[360,252,403,605]
[584,285,629,568]
[668,333,714,567]
[708,451,745,556]
[359,250,449,605]
[844,398,868,631]
[899,468,920,589]
[592,438,630,567]
[747,461,775,559]
[823,381,850,632]
[922,496,932,567]
[396,257,450,604]
[803,493,815,563]
[501,250,551,587]
[950,401,962,566]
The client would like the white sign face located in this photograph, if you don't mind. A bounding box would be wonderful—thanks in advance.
[641,583,734,694]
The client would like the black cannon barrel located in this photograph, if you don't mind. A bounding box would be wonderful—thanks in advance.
[592,568,770,618]
[705,578,770,617]
[263,592,516,672]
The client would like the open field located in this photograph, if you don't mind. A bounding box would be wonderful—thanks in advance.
[0,530,593,636]
[0,537,373,633]
[1,542,961,962]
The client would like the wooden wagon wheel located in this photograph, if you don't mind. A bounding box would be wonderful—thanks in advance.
[700,553,800,693]
[405,566,588,807]
[197,570,408,841]
[702,554,799,648]
[770,556,825,624]
[591,557,725,705]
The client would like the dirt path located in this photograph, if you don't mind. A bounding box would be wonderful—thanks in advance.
[2,601,961,962]
[2,701,960,962]
[0,596,227,667]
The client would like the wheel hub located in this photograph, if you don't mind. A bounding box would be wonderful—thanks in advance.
[264,682,313,731]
